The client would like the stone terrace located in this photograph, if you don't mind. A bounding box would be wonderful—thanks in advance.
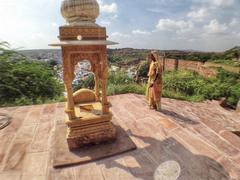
[0,94,240,180]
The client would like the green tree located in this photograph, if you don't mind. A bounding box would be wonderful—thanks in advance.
[136,60,150,78]
[73,73,95,91]
[234,51,240,61]
[48,59,58,68]
[0,42,64,106]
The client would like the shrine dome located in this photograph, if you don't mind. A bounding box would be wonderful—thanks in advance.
[61,0,100,26]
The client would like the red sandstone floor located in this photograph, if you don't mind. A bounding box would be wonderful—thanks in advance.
[0,94,240,180]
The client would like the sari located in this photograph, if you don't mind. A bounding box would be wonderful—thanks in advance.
[146,52,163,109]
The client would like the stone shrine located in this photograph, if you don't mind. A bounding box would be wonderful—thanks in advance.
[50,0,118,150]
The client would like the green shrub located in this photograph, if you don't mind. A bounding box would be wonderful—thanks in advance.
[105,69,239,107]
[163,90,205,102]
[109,70,134,84]
[108,55,124,64]
[108,71,145,95]
[73,73,95,91]
[1,41,239,108]
[0,43,64,106]
[108,83,145,96]
[162,69,240,107]
[228,84,240,106]
[212,59,240,67]
[72,70,145,96]
[137,60,150,78]
[163,71,208,96]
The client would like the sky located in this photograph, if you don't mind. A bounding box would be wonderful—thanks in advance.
[0,0,240,51]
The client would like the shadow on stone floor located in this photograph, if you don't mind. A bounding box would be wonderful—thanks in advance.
[97,129,230,180]
[161,109,199,125]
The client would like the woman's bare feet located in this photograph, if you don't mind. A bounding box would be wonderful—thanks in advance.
[156,103,161,112]
[149,105,154,110]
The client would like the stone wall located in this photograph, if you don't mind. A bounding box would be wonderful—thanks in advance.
[163,59,218,77]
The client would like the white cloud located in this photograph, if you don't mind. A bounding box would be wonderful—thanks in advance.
[212,0,235,7]
[187,8,209,21]
[99,14,118,26]
[204,19,228,34]
[97,1,118,26]
[99,20,111,26]
[132,29,151,35]
[51,22,58,27]
[147,8,163,13]
[175,36,196,42]
[0,0,239,51]
[31,33,45,39]
[228,18,240,35]
[111,32,130,38]
[99,1,118,14]
[111,14,118,20]
[156,19,193,33]
[229,18,238,27]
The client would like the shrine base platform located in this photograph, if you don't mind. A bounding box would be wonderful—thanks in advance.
[52,117,136,168]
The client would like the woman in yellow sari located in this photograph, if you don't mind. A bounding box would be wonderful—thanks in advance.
[146,51,163,111]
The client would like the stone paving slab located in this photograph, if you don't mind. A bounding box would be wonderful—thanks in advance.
[0,94,240,180]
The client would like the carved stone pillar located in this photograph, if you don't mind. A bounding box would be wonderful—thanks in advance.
[94,75,100,101]
[101,50,110,114]
[64,83,76,120]
[49,0,118,150]
[62,52,76,120]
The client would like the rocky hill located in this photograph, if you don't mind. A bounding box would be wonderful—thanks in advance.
[19,47,240,66]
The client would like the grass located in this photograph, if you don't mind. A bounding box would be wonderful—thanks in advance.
[2,69,239,109]
[68,69,240,108]
[163,90,205,102]
[107,71,146,95]
[0,95,66,107]
[212,59,240,67]
[107,83,146,96]
[163,70,240,107]
[204,62,240,73]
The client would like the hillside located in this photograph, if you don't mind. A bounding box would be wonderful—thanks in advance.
[223,46,240,61]
[1,45,238,108]
[19,49,62,63]
[19,47,240,65]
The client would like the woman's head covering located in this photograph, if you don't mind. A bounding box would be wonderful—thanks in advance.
[150,51,161,70]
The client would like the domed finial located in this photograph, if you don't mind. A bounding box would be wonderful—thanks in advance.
[61,0,100,26]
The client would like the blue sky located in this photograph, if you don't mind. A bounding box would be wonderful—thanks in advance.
[0,0,240,51]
